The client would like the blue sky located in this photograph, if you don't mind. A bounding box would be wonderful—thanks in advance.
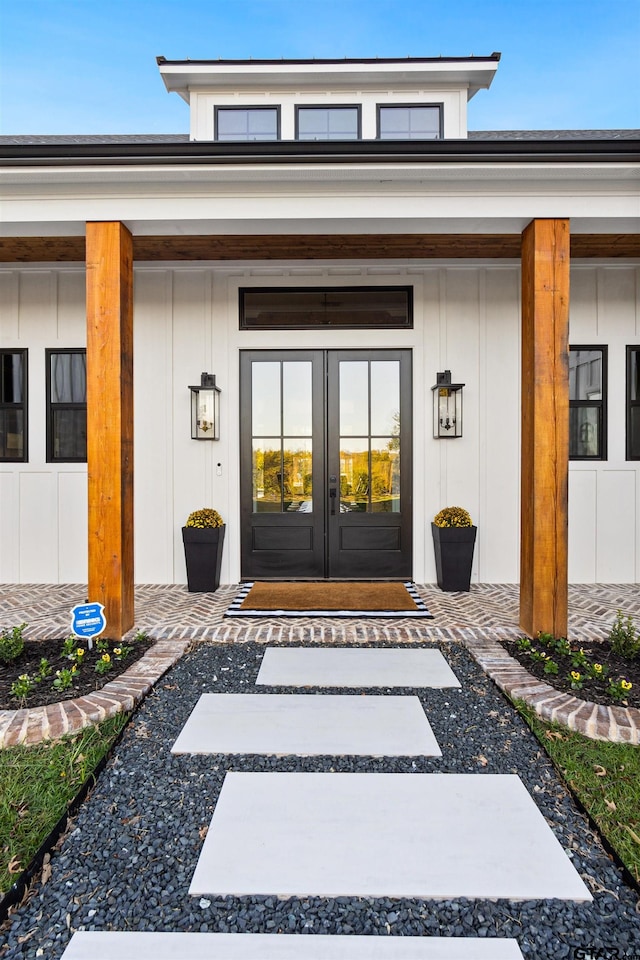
[1,0,638,134]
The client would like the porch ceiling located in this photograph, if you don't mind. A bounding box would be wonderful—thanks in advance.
[1,232,639,263]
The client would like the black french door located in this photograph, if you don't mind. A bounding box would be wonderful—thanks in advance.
[240,349,412,579]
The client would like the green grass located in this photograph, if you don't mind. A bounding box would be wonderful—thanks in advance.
[0,713,128,897]
[515,700,640,883]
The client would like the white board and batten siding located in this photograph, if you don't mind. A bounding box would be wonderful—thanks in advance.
[568,264,640,583]
[1,261,639,586]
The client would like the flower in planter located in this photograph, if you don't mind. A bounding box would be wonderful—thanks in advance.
[185,508,224,528]
[433,506,473,528]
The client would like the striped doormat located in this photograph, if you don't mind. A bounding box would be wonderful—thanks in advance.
[225,581,433,618]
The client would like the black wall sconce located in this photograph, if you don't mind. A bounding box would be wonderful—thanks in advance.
[189,373,220,440]
[432,370,464,438]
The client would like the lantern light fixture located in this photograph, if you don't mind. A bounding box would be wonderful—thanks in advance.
[189,372,221,440]
[432,370,464,439]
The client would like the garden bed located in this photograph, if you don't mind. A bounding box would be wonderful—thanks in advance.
[0,631,152,711]
[503,633,639,709]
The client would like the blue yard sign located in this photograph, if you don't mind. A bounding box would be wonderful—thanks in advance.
[71,602,106,640]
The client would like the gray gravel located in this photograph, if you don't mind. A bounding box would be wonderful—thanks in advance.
[2,641,639,959]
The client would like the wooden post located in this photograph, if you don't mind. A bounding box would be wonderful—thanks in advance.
[86,222,134,639]
[520,219,570,638]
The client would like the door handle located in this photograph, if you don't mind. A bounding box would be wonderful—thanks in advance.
[329,487,337,515]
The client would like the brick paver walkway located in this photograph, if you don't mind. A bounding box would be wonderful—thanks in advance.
[1,583,638,745]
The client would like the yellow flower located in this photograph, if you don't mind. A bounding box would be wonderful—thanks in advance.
[101,653,111,663]
[593,663,603,673]
[113,647,122,656]
[621,680,632,691]
[571,671,581,681]
[76,648,85,657]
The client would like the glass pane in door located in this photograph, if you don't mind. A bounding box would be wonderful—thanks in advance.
[251,360,314,513]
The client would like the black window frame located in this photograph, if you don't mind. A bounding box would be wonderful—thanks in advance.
[46,347,87,463]
[626,345,640,460]
[295,105,361,141]
[0,348,28,463]
[377,103,443,140]
[214,105,281,142]
[569,344,607,461]
[240,286,414,331]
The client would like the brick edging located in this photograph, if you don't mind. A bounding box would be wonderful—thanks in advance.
[0,639,190,748]
[462,635,640,744]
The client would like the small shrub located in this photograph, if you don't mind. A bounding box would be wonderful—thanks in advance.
[516,636,532,652]
[10,674,33,702]
[60,636,77,659]
[586,661,608,680]
[433,506,472,528]
[537,632,555,648]
[570,647,589,669]
[185,508,224,529]
[543,657,559,675]
[95,653,113,676]
[608,610,640,659]
[0,623,26,662]
[36,658,52,681]
[53,668,76,692]
[569,671,584,690]
[608,678,633,703]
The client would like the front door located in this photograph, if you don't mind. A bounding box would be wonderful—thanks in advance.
[240,349,412,579]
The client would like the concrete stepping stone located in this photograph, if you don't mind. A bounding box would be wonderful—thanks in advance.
[190,772,592,901]
[256,648,461,688]
[61,931,525,958]
[172,694,441,757]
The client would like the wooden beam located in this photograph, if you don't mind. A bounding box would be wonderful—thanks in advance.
[520,219,570,638]
[1,232,637,263]
[86,222,134,640]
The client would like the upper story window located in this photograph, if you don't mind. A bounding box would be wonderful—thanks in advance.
[0,349,27,462]
[296,106,360,141]
[378,104,442,140]
[47,349,87,462]
[569,346,607,460]
[215,106,279,142]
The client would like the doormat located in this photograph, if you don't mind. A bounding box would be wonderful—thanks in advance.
[225,581,433,619]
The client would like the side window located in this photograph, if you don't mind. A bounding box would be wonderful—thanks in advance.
[626,346,640,459]
[46,349,87,462]
[569,346,607,460]
[215,107,279,142]
[0,349,27,462]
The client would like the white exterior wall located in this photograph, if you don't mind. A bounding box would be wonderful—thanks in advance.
[568,264,640,582]
[1,261,639,585]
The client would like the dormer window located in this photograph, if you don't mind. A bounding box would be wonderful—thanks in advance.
[215,106,280,141]
[378,104,442,140]
[296,106,360,141]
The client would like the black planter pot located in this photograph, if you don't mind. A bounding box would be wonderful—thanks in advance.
[182,525,225,593]
[431,523,477,592]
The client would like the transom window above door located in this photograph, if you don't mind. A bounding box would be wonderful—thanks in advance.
[296,106,360,140]
[378,104,442,140]
[240,287,412,330]
[215,107,280,141]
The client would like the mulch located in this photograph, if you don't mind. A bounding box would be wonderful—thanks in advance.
[0,636,153,711]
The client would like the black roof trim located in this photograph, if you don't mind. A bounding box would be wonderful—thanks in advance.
[1,138,638,166]
[156,54,502,66]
